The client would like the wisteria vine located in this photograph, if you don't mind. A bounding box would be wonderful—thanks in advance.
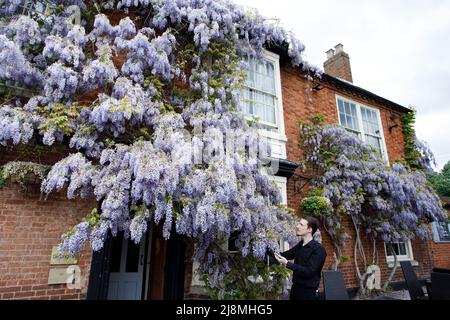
[299,117,448,291]
[0,0,323,297]
[300,118,447,241]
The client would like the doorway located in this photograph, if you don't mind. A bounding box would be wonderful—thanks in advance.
[87,225,152,300]
[86,222,186,300]
[107,232,147,299]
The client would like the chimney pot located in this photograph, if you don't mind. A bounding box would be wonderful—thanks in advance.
[326,49,335,60]
[334,43,344,54]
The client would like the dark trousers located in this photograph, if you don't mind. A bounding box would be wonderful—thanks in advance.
[290,284,318,301]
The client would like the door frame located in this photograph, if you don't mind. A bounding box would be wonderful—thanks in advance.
[147,224,186,300]
[86,222,186,300]
[86,225,152,300]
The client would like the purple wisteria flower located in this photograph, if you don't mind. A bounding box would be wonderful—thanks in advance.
[0,0,325,293]
[300,121,447,245]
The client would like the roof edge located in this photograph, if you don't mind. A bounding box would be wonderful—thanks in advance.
[264,44,411,114]
[320,73,412,114]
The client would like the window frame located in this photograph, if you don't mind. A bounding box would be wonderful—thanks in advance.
[384,240,415,265]
[431,221,450,243]
[241,50,287,139]
[335,95,389,164]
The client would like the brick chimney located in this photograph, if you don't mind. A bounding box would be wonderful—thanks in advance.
[323,44,353,83]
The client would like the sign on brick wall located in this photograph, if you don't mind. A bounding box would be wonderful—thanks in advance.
[50,246,78,265]
[48,267,75,285]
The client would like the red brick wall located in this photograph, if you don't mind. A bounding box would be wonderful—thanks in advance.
[281,65,433,289]
[0,63,437,299]
[282,66,405,213]
[430,241,450,269]
[0,184,95,299]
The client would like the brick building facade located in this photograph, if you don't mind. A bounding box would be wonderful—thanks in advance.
[1,42,447,299]
[280,44,441,292]
[0,185,93,299]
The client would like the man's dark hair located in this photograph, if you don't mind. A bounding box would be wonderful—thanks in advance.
[303,216,319,235]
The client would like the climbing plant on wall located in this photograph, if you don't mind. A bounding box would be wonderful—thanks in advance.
[0,0,327,298]
[298,116,447,297]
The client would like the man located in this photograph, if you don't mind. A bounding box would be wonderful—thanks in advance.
[274,216,327,300]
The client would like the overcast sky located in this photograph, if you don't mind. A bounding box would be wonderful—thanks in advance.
[233,0,450,171]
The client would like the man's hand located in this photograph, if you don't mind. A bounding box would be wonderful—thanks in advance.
[274,252,288,266]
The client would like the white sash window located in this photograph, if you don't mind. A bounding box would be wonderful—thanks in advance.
[336,95,389,163]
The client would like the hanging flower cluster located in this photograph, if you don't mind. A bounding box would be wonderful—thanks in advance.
[300,118,448,244]
[0,161,50,189]
[0,0,317,295]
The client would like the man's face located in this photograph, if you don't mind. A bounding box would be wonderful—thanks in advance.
[296,219,311,237]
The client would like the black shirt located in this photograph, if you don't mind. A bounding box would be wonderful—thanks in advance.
[281,239,327,288]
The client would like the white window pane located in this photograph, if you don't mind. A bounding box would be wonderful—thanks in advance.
[256,91,265,104]
[247,104,253,116]
[265,77,275,93]
[387,242,408,257]
[399,243,407,255]
[254,73,261,89]
[265,107,276,124]
[365,135,382,155]
[267,61,274,76]
[362,120,369,133]
[368,110,373,120]
[264,93,272,106]
[373,123,380,135]
[361,109,368,132]
[345,115,352,129]
[361,107,381,136]
[240,88,253,115]
[257,60,265,73]
[265,61,275,93]
[360,107,367,117]
[351,103,357,117]
[242,102,250,115]
[239,55,279,129]
[247,58,276,95]
[347,115,357,130]
[339,113,347,127]
[255,104,264,121]
[344,102,350,115]
[258,93,276,124]
[339,100,359,132]
[338,99,344,113]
